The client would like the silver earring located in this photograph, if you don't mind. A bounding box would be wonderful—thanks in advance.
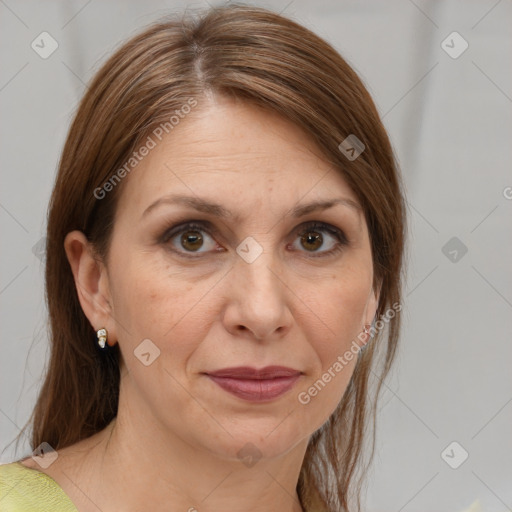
[97,328,108,349]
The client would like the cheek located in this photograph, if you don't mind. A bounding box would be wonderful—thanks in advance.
[295,267,371,418]
[308,269,371,360]
[108,250,217,363]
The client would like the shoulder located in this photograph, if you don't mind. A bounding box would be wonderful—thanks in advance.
[0,461,78,511]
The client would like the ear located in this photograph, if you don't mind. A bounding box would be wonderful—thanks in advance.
[64,230,117,346]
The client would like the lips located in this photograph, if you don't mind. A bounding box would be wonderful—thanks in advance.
[205,366,302,402]
[207,366,300,379]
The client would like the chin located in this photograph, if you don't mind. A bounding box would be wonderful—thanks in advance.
[197,419,310,466]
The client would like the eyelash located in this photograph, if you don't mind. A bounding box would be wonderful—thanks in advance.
[160,220,348,259]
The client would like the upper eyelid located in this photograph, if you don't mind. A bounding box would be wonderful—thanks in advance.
[160,220,350,261]
[162,219,347,245]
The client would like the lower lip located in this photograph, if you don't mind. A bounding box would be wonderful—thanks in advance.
[207,374,301,402]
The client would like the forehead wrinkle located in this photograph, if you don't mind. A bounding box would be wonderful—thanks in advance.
[141,192,363,233]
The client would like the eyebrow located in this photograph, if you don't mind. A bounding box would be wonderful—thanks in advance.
[142,194,362,221]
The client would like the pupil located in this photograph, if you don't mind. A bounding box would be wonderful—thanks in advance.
[180,230,323,252]
[181,231,203,251]
[303,232,322,251]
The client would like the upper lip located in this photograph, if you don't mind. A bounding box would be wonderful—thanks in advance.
[206,366,301,379]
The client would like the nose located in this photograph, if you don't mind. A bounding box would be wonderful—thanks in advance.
[221,250,293,342]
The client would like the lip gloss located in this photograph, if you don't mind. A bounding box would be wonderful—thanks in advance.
[207,374,301,402]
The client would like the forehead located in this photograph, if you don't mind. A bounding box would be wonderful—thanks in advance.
[116,97,361,221]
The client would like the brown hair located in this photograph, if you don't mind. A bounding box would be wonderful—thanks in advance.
[16,4,406,511]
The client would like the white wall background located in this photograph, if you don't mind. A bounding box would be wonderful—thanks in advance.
[1,1,511,511]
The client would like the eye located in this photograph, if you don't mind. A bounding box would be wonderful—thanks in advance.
[290,221,348,257]
[160,220,348,259]
[161,221,220,256]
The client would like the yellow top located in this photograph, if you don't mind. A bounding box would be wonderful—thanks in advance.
[0,462,78,512]
[0,461,327,511]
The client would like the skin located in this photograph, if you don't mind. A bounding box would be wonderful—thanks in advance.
[21,95,379,512]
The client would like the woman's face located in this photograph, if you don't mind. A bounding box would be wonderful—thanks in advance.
[98,96,378,462]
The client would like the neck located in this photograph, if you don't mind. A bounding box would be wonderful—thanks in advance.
[92,391,308,511]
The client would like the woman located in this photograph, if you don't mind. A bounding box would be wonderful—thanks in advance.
[0,4,406,511]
